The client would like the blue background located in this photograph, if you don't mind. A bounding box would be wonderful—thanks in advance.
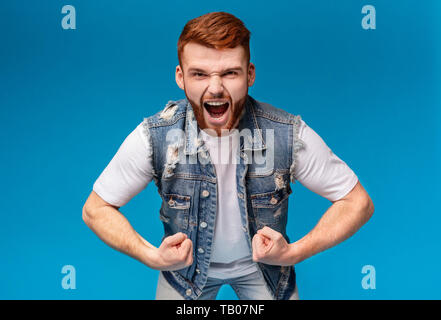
[1,0,440,299]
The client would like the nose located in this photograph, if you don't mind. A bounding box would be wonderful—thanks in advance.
[207,75,224,97]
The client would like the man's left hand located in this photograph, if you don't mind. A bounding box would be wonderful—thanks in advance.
[251,226,294,266]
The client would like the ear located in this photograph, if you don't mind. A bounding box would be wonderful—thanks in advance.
[247,62,256,87]
[175,65,185,90]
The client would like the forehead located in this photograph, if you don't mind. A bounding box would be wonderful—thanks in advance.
[181,42,247,71]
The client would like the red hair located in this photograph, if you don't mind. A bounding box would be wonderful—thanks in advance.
[177,12,251,66]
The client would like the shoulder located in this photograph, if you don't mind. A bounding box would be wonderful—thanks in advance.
[143,99,188,128]
[250,96,301,125]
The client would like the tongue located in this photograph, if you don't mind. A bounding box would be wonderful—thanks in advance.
[207,103,228,114]
[211,106,226,113]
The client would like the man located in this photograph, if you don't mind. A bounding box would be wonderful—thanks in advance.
[82,12,374,300]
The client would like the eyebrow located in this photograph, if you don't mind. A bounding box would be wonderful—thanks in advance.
[187,67,244,74]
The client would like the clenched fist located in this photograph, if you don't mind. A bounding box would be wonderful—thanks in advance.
[252,226,294,266]
[152,232,193,271]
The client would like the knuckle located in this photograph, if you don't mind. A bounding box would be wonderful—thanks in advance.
[183,251,190,260]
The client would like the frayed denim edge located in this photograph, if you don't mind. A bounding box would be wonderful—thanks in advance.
[290,115,305,184]
[142,118,158,182]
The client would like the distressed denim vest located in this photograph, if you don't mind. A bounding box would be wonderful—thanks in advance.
[142,95,303,300]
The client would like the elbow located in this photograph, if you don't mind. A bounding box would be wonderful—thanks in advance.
[364,196,375,221]
[343,181,374,223]
[82,191,114,227]
[82,203,94,227]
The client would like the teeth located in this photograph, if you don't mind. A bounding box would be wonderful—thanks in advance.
[205,101,228,106]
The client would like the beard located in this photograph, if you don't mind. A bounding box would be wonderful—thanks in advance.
[185,89,248,136]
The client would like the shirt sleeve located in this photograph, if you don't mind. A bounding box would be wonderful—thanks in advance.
[92,122,154,207]
[293,119,359,202]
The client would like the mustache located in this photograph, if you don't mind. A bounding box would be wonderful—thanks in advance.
[199,86,232,106]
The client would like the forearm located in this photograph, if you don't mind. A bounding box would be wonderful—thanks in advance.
[136,231,157,250]
[290,196,374,264]
[83,205,158,268]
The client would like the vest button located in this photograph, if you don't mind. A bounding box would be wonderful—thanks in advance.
[195,268,201,274]
[238,193,244,199]
[201,190,210,198]
[200,222,207,229]
[168,199,175,206]
[185,289,192,296]
[270,197,278,205]
[198,247,205,254]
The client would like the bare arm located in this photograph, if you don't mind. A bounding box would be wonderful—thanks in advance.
[252,181,374,266]
[290,180,374,264]
[82,191,159,268]
[82,191,193,271]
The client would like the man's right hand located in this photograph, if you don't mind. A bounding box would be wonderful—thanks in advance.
[152,232,193,271]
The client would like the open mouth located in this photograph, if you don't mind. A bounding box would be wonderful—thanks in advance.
[203,100,230,119]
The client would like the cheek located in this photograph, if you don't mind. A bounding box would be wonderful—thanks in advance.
[184,80,206,98]
[224,80,249,101]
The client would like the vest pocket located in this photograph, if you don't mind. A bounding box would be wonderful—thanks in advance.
[159,193,193,280]
[160,193,191,231]
[250,185,292,228]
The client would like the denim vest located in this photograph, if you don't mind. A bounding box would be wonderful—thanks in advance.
[142,95,303,300]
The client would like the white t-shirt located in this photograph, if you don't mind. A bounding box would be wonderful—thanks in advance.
[93,118,358,278]
[198,129,260,278]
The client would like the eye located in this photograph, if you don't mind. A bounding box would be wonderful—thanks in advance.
[191,72,207,79]
[223,71,238,77]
